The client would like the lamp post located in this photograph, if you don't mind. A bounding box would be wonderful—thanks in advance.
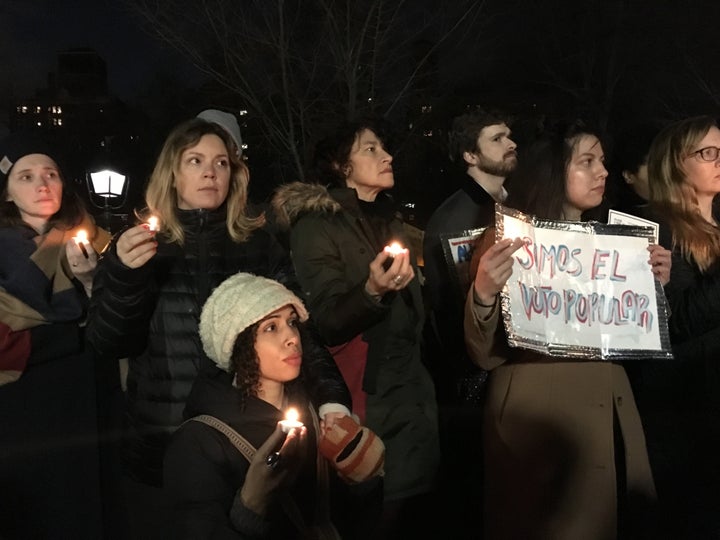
[86,168,128,232]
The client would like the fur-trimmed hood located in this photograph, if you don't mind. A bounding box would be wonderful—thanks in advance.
[271,181,341,230]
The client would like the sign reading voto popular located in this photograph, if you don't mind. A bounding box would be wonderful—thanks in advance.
[496,204,673,360]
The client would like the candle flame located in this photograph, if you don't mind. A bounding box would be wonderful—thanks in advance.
[285,408,299,422]
[75,230,88,243]
[385,241,405,256]
[147,216,159,232]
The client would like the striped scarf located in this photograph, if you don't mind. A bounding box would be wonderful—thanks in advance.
[0,220,110,385]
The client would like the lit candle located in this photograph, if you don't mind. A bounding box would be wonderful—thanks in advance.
[147,216,160,232]
[384,241,406,256]
[279,407,304,433]
[74,229,89,258]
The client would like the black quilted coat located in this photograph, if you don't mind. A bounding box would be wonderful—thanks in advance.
[87,206,349,485]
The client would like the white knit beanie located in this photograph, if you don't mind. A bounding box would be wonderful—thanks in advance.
[200,273,309,371]
[196,109,243,156]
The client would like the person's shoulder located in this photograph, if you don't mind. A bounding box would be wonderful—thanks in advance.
[272,182,340,228]
[245,224,277,244]
[425,189,465,229]
[168,419,216,454]
[426,188,493,236]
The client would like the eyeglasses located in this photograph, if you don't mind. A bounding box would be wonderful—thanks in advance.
[687,146,720,162]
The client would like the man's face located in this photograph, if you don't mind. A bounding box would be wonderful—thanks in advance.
[467,123,518,177]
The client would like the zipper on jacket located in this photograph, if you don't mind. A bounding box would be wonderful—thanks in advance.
[197,209,211,306]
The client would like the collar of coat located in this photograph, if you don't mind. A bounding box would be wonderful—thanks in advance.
[272,182,398,231]
[271,182,341,231]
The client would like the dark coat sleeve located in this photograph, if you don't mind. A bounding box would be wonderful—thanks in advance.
[289,215,389,346]
[421,219,447,313]
[258,229,295,289]
[299,323,352,410]
[664,251,720,341]
[86,242,157,358]
[164,423,269,540]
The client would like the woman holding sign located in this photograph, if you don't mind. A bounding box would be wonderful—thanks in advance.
[647,114,720,538]
[465,121,669,540]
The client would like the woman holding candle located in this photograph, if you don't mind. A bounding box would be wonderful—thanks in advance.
[465,120,666,540]
[164,272,383,539]
[272,118,440,538]
[87,118,351,539]
[0,131,110,538]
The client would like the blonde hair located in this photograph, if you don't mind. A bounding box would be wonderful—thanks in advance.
[648,115,720,271]
[144,118,264,244]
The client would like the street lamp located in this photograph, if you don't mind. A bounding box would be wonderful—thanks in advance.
[86,168,128,232]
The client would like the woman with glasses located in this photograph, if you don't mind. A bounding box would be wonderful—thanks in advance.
[646,114,720,537]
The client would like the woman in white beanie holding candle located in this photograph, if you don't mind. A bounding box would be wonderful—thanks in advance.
[164,273,384,539]
[87,118,351,538]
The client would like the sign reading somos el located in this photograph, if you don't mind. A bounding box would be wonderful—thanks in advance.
[496,205,673,360]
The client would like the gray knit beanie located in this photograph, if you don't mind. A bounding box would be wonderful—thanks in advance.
[197,109,243,157]
[200,273,309,371]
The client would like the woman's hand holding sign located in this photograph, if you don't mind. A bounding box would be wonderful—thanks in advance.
[473,237,526,306]
[648,244,671,286]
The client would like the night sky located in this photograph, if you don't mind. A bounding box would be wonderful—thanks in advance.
[4,0,720,120]
[1,0,203,101]
[3,0,720,219]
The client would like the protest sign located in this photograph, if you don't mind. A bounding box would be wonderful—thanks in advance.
[607,209,659,243]
[496,205,672,360]
[440,228,486,307]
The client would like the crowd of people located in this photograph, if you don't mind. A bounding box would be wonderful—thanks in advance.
[1,106,719,539]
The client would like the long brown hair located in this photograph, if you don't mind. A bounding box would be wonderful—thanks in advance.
[648,115,720,271]
[144,119,263,245]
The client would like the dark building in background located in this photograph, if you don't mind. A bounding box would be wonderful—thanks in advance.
[10,48,151,231]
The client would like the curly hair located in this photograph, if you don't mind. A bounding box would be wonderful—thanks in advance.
[228,319,307,408]
[229,322,262,406]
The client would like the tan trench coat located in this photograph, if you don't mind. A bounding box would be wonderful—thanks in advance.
[465,291,656,540]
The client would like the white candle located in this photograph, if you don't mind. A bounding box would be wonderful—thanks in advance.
[279,407,304,433]
[147,216,160,232]
[384,241,406,256]
[74,229,89,258]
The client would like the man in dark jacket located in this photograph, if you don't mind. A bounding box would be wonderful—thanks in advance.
[421,108,517,538]
[423,108,518,401]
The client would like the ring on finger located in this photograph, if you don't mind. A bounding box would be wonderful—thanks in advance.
[393,274,403,285]
[266,451,281,470]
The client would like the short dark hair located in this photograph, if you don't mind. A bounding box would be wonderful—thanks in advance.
[448,108,512,164]
[307,117,390,187]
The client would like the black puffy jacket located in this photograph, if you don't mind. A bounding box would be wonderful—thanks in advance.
[87,207,349,484]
